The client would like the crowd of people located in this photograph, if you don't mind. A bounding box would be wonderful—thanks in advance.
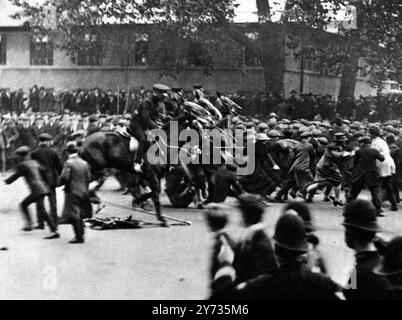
[2,82,402,299]
[207,196,402,300]
[1,85,402,121]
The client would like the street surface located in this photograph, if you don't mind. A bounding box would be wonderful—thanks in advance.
[1,175,401,300]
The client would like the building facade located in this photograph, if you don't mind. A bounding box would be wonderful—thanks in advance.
[0,24,380,99]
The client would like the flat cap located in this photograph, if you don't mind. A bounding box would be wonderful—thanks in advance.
[73,130,86,137]
[153,84,171,92]
[300,131,312,138]
[15,146,31,156]
[38,133,53,141]
[88,115,98,123]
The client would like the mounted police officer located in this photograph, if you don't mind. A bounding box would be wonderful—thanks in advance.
[129,84,170,172]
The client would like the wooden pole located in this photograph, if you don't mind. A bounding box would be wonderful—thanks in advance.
[117,84,120,115]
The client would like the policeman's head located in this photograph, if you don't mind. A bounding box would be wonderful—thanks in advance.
[152,84,170,102]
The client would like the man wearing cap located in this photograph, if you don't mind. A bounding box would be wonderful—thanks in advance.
[58,144,92,244]
[87,115,100,136]
[342,200,389,300]
[31,116,48,145]
[31,133,63,227]
[211,213,339,300]
[16,115,35,150]
[289,132,315,196]
[45,114,63,150]
[348,136,385,215]
[4,146,59,238]
[129,84,170,171]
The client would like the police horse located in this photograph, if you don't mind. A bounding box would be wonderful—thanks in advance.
[79,94,242,221]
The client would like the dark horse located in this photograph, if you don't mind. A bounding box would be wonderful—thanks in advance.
[79,131,168,225]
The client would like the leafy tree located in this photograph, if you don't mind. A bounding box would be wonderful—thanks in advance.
[10,0,401,101]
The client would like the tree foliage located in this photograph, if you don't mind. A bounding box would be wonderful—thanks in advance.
[10,0,402,98]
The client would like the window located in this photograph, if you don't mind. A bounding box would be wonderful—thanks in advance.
[77,33,103,66]
[188,40,207,67]
[244,32,261,67]
[134,33,149,66]
[304,56,320,72]
[30,35,53,65]
[0,34,6,65]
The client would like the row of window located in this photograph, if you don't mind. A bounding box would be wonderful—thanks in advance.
[0,33,369,76]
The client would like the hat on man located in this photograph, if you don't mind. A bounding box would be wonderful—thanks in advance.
[369,125,381,136]
[15,146,31,157]
[333,132,348,142]
[245,122,255,129]
[73,130,86,137]
[359,136,372,144]
[268,130,283,138]
[88,115,98,123]
[19,114,29,121]
[273,213,308,253]
[342,199,382,232]
[256,122,269,132]
[317,137,329,145]
[374,237,402,276]
[153,84,171,93]
[255,133,270,141]
[269,112,279,119]
[311,129,322,137]
[38,133,53,141]
[300,131,312,138]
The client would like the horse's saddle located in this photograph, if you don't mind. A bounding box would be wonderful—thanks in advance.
[115,127,139,152]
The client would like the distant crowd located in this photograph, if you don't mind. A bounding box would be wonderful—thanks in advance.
[1,86,402,122]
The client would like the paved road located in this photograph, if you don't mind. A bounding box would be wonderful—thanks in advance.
[0,175,401,300]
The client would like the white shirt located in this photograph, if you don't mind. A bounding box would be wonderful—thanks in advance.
[371,137,395,177]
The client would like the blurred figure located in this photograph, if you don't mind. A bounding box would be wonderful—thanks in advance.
[342,200,389,300]
[211,213,339,300]
[31,133,62,228]
[4,146,59,239]
[232,194,278,284]
[57,144,92,244]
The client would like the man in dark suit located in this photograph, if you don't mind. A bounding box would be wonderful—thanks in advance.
[46,115,63,151]
[31,134,63,227]
[4,146,59,239]
[100,90,110,114]
[31,116,48,143]
[29,85,40,112]
[58,144,92,243]
[1,89,12,113]
[347,136,385,215]
[16,115,36,149]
